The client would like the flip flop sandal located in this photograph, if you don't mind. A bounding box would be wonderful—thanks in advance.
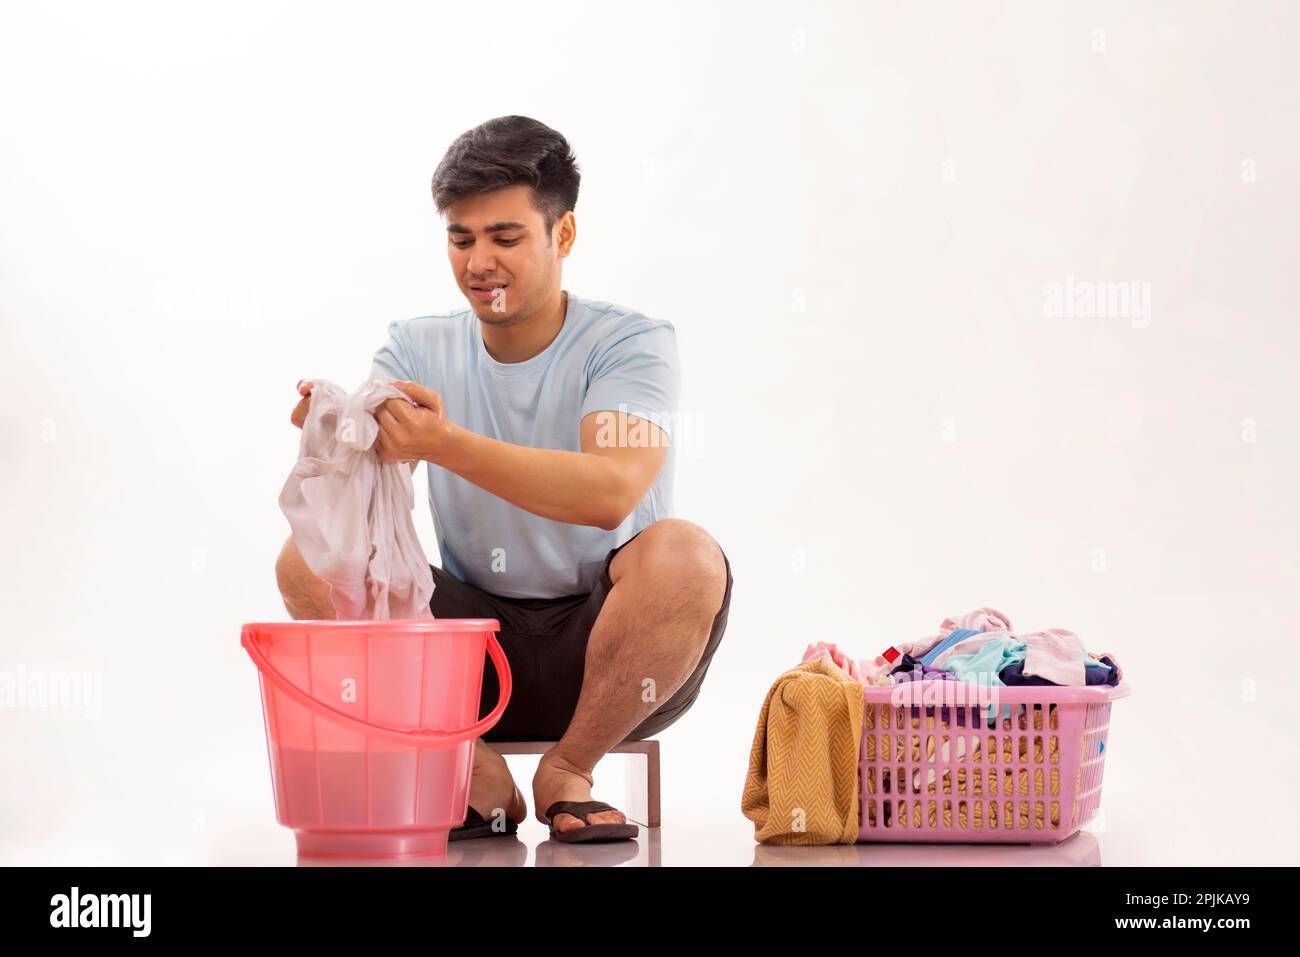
[545,800,640,844]
[450,786,522,841]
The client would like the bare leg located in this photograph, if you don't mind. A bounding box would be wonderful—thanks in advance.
[466,739,528,828]
[274,535,336,620]
[531,519,727,834]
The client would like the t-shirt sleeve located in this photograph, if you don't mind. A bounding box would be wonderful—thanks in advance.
[370,319,417,382]
[580,320,680,442]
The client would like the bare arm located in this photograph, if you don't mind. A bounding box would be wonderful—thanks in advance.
[372,381,667,531]
[436,411,667,530]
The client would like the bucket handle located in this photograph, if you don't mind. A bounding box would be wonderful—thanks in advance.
[241,625,511,748]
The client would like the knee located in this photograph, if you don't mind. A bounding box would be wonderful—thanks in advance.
[274,536,306,594]
[620,519,726,612]
[276,536,335,620]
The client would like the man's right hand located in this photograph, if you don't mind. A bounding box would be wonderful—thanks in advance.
[290,380,313,429]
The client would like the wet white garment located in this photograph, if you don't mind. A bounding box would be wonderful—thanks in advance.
[279,378,434,620]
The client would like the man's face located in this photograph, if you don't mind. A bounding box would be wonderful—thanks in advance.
[445,184,570,325]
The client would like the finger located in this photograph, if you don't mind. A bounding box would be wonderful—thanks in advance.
[376,406,401,431]
[291,397,309,428]
[384,398,416,424]
[391,380,439,409]
[297,379,314,396]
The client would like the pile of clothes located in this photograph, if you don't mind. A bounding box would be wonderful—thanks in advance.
[742,607,1126,846]
[805,607,1123,690]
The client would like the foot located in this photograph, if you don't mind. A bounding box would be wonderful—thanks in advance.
[532,750,630,836]
[463,741,527,830]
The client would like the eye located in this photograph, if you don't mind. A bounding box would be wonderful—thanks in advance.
[450,237,520,248]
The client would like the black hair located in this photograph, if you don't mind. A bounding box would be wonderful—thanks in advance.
[431,116,580,241]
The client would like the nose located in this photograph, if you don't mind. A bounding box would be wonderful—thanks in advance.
[467,244,497,278]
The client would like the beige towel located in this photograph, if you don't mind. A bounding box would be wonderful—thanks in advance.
[741,658,863,844]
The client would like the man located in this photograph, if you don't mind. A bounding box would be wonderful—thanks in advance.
[275,115,733,844]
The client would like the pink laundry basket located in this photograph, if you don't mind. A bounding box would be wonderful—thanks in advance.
[241,618,510,859]
[858,680,1130,844]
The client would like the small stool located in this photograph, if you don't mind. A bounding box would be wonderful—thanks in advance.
[488,739,661,827]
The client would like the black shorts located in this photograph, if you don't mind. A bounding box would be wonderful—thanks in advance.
[428,528,733,742]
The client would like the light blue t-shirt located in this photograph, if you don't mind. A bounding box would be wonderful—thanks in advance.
[370,289,678,599]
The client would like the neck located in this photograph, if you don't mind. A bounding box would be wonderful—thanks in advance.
[480,288,568,364]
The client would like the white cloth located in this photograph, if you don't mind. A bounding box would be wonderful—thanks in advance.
[279,377,434,620]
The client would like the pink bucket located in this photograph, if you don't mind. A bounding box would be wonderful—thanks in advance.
[858,681,1130,843]
[241,618,510,859]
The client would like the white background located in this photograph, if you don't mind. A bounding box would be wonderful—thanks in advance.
[1,0,1296,865]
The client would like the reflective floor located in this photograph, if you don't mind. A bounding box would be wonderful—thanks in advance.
[291,822,1107,868]
[5,710,1292,866]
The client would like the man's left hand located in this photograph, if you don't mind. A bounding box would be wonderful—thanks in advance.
[374,381,460,466]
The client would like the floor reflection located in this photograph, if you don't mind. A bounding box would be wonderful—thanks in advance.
[293,826,1100,867]
[295,828,661,866]
[750,829,1102,867]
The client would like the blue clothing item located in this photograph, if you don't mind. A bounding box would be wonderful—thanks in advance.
[917,628,982,667]
[937,637,1026,687]
[370,290,680,598]
[1001,656,1120,688]
[937,638,1026,725]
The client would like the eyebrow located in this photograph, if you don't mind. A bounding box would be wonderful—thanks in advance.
[447,221,528,234]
